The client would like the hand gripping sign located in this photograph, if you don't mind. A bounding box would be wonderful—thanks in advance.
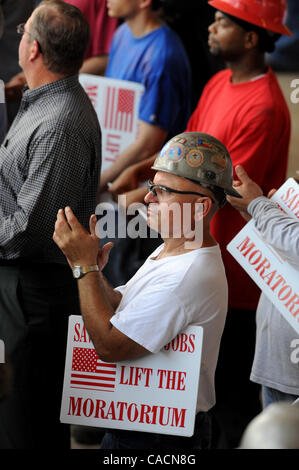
[79,74,144,174]
[227,178,299,334]
[60,316,203,437]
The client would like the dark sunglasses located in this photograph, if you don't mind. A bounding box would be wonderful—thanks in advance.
[147,180,215,203]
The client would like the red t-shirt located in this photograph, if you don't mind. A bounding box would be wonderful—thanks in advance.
[187,68,291,310]
[64,0,118,58]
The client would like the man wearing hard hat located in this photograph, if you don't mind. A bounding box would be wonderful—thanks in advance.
[53,132,241,449]
[185,0,292,448]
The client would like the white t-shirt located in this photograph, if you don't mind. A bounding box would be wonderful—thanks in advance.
[110,243,228,411]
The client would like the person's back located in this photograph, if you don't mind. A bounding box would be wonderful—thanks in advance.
[3,77,100,262]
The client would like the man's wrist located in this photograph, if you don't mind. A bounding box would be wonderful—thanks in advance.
[72,264,99,279]
[248,196,268,216]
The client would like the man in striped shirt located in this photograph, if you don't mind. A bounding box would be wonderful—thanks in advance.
[0,0,101,449]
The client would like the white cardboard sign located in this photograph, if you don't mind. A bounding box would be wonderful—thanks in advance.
[79,74,144,174]
[60,315,203,437]
[227,178,299,333]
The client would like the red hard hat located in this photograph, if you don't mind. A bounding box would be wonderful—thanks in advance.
[208,0,292,36]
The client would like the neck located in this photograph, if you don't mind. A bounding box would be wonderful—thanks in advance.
[25,66,68,89]
[126,9,162,38]
[227,53,267,83]
[156,231,217,259]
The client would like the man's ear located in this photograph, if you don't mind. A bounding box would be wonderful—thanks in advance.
[28,40,40,62]
[194,198,213,220]
[244,30,259,50]
[139,0,152,10]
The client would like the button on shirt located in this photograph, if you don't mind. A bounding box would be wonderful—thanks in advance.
[0,75,101,263]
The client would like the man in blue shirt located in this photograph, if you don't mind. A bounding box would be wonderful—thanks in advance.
[99,0,191,191]
[97,0,191,289]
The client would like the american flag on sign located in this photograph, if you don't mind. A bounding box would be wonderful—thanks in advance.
[104,87,135,132]
[70,347,116,392]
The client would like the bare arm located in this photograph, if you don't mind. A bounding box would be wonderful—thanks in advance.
[99,120,167,193]
[98,271,122,310]
[79,55,109,76]
[53,207,149,362]
[5,72,27,102]
[75,271,147,362]
[108,154,157,198]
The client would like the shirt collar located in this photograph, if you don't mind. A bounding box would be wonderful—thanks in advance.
[22,74,79,103]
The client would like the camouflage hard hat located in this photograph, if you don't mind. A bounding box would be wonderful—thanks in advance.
[152,132,241,205]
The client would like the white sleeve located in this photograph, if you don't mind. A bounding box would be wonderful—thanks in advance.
[110,287,186,354]
[248,196,299,267]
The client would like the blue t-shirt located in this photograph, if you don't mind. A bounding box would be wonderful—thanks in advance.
[105,23,191,137]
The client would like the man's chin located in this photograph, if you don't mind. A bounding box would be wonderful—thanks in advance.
[146,215,159,233]
[209,45,222,57]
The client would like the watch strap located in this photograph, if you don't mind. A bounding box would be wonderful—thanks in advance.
[73,264,99,279]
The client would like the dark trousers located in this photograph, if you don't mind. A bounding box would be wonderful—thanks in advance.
[0,262,80,449]
[100,411,211,450]
[211,308,262,449]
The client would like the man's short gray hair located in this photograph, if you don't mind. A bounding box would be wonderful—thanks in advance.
[30,0,90,75]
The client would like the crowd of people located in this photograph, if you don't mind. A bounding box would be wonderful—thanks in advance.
[0,0,298,450]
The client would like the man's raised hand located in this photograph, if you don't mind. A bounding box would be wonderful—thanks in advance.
[53,207,100,267]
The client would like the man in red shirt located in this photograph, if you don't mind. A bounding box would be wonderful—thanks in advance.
[108,0,292,448]
[186,0,291,448]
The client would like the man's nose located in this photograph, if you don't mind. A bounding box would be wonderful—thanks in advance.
[144,190,156,204]
[208,21,217,34]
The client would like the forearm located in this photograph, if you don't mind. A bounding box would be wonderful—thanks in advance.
[131,154,157,181]
[101,122,166,188]
[79,55,108,75]
[0,209,31,258]
[102,141,155,185]
[5,72,26,102]
[77,272,118,360]
[248,197,299,264]
[99,271,122,310]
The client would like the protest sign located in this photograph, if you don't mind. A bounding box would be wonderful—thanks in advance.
[227,178,299,334]
[60,315,203,437]
[79,74,144,174]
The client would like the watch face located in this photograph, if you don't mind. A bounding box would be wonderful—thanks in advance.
[73,267,81,279]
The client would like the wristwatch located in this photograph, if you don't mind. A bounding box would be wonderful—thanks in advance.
[72,265,99,279]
